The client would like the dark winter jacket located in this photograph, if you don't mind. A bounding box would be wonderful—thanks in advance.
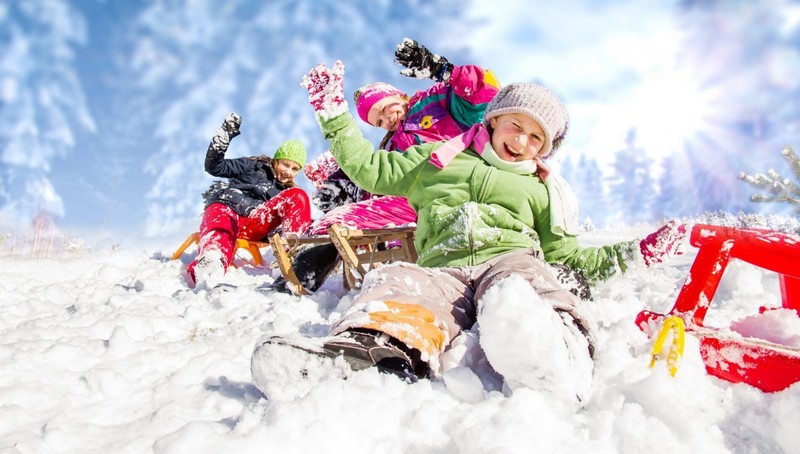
[202,140,293,216]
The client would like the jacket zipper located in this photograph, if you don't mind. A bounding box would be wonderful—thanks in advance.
[469,166,494,266]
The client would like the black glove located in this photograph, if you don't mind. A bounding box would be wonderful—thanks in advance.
[394,37,453,83]
[312,179,365,212]
[209,112,242,154]
[221,112,241,139]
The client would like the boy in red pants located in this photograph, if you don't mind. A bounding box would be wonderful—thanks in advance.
[188,113,311,288]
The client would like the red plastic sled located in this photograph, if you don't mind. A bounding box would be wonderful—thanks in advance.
[636,223,800,392]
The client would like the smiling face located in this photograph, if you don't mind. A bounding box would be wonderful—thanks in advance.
[273,159,301,184]
[488,113,547,162]
[366,95,408,131]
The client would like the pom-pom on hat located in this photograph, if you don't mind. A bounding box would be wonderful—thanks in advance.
[273,139,307,167]
[354,82,405,124]
[484,82,569,158]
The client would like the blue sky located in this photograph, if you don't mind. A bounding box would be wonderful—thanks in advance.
[1,0,799,239]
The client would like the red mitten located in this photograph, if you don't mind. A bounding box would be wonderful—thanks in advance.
[303,151,341,189]
[301,60,348,120]
[639,220,688,266]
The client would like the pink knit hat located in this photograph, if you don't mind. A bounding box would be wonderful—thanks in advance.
[354,82,405,124]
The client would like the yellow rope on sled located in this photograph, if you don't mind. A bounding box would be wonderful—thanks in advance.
[649,316,686,377]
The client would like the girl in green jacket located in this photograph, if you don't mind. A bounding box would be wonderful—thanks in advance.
[251,61,687,404]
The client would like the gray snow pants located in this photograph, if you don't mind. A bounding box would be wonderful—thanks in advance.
[331,249,597,363]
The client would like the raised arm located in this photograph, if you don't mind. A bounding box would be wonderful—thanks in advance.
[204,112,254,178]
[394,37,454,83]
[301,61,427,196]
[394,38,500,125]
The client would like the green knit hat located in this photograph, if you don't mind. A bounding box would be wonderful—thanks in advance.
[273,139,307,167]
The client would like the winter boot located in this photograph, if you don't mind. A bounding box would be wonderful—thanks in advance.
[189,250,226,289]
[251,329,428,402]
[478,282,594,405]
[269,243,341,294]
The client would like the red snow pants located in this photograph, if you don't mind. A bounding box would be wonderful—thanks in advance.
[191,188,311,272]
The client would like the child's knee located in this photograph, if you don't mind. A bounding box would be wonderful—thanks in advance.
[284,187,311,205]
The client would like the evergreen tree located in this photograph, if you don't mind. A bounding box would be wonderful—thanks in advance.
[127,0,474,236]
[654,156,673,220]
[561,154,607,228]
[606,128,656,226]
[580,156,607,228]
[0,0,94,222]
[655,153,693,219]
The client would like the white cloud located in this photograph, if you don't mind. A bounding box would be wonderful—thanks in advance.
[26,176,65,217]
[460,0,683,168]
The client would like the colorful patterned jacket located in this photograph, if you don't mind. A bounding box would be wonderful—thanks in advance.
[387,64,500,151]
[307,65,500,197]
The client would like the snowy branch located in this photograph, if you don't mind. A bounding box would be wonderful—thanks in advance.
[738,145,800,214]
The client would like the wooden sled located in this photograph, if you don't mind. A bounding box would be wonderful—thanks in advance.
[171,232,270,268]
[269,224,418,295]
[636,223,800,392]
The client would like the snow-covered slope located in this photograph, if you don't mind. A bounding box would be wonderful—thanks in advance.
[1,225,799,453]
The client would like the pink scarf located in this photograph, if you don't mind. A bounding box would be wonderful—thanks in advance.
[428,124,550,181]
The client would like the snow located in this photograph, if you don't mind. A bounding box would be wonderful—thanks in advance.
[2,225,800,453]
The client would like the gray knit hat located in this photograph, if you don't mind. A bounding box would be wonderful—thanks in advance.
[483,82,569,157]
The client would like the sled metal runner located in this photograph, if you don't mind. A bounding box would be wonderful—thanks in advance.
[636,223,800,392]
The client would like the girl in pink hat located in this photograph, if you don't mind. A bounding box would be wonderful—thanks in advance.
[277,38,500,295]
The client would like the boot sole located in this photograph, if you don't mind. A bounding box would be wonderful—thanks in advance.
[251,336,369,402]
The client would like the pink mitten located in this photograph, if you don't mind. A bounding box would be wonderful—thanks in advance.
[303,151,341,189]
[639,220,688,266]
[301,60,348,120]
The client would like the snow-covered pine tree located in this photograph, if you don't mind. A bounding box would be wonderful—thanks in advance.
[560,154,607,228]
[654,152,703,219]
[129,0,475,236]
[606,128,655,226]
[0,0,94,223]
[739,145,800,215]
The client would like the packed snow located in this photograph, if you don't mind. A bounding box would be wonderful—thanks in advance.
[1,223,800,453]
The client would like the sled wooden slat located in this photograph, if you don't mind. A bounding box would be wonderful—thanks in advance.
[269,233,309,295]
[327,224,418,290]
[269,224,418,293]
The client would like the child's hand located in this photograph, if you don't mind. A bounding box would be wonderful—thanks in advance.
[639,220,688,266]
[301,61,348,120]
[394,37,453,83]
[303,151,340,189]
[212,112,241,150]
[312,179,364,212]
[222,112,241,139]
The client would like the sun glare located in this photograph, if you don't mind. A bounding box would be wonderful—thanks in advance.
[627,68,715,161]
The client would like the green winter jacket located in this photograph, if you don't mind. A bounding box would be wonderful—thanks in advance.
[322,113,636,282]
